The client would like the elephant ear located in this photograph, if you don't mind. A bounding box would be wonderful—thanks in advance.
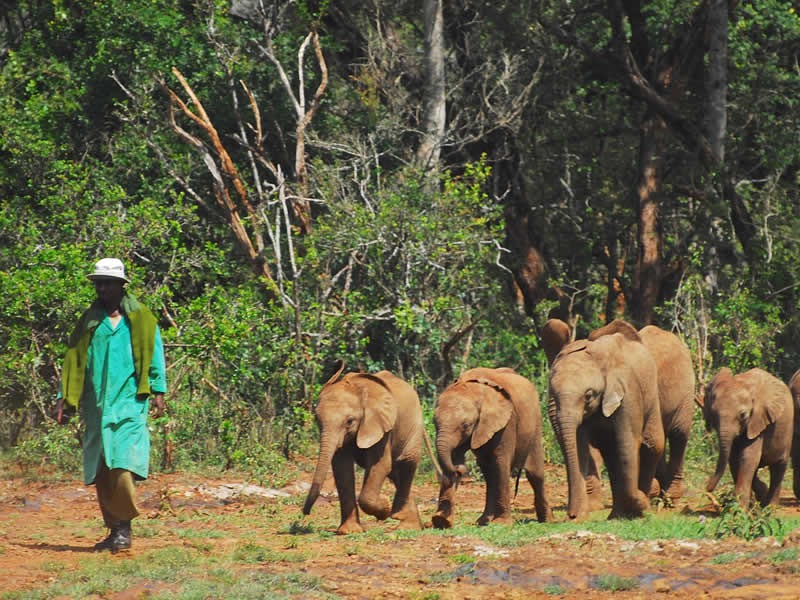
[471,379,513,449]
[602,375,625,417]
[356,377,397,449]
[746,372,786,440]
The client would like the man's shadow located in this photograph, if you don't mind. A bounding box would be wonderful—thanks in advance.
[17,542,95,553]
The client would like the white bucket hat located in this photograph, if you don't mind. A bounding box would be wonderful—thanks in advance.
[87,258,130,283]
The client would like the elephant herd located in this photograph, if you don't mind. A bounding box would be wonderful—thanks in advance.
[302,320,800,535]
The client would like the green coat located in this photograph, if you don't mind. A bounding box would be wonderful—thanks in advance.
[79,316,167,484]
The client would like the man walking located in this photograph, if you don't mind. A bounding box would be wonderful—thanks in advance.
[57,258,167,552]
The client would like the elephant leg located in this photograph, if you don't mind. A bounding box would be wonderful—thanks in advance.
[640,443,662,499]
[605,440,648,519]
[732,441,759,507]
[491,461,514,525]
[358,452,393,521]
[762,462,787,506]
[332,450,363,535]
[388,459,421,529]
[581,443,605,511]
[476,453,510,526]
[660,429,689,500]
[792,438,800,501]
[432,477,457,529]
[525,441,553,523]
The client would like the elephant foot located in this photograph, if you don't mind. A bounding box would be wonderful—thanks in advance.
[359,496,392,521]
[477,512,512,526]
[536,506,554,523]
[391,505,422,530]
[664,479,686,501]
[609,491,648,519]
[431,512,454,529]
[647,478,662,498]
[608,507,643,519]
[489,514,513,526]
[586,477,605,511]
[336,520,365,535]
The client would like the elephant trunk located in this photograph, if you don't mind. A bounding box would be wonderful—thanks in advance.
[707,428,735,493]
[303,432,337,515]
[436,433,466,487]
[558,414,587,519]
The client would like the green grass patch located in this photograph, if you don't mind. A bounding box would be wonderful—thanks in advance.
[710,552,747,564]
[594,573,639,591]
[232,542,309,564]
[770,548,800,564]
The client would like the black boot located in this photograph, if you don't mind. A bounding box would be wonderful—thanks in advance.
[93,520,131,553]
[94,526,117,551]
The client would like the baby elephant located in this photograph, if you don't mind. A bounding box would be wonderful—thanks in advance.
[432,367,552,528]
[302,367,423,534]
[700,367,794,506]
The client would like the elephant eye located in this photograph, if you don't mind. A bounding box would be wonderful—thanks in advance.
[584,390,594,404]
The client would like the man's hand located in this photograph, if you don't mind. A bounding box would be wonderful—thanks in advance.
[55,397,75,424]
[150,393,166,418]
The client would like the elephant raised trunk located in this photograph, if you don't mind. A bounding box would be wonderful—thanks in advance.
[707,428,735,493]
[303,433,337,515]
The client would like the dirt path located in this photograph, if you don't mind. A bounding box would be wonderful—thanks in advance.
[3,464,800,599]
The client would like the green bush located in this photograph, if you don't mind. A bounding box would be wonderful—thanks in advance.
[706,491,782,540]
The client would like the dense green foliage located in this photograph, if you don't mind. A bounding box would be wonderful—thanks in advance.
[1,1,798,480]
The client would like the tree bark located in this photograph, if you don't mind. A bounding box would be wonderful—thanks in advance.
[631,112,666,325]
[704,0,728,163]
[416,0,446,177]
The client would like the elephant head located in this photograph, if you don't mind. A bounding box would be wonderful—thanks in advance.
[434,373,514,486]
[548,335,634,518]
[541,318,573,365]
[701,367,786,493]
[302,369,397,515]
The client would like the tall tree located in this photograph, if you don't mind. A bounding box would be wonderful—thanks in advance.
[416,0,446,176]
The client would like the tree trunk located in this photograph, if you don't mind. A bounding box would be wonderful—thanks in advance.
[704,0,728,163]
[416,0,445,177]
[631,112,665,325]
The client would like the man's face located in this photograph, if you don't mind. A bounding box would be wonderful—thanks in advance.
[93,278,125,311]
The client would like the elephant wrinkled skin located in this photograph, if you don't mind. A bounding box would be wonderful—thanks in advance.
[302,368,423,534]
[700,367,793,507]
[588,320,695,500]
[432,367,552,528]
[548,332,665,520]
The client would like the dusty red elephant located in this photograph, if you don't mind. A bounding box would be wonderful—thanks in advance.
[700,367,793,507]
[302,367,423,534]
[432,367,552,528]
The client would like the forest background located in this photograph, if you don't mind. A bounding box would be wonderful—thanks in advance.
[1,0,798,485]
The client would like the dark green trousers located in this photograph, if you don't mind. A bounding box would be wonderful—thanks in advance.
[95,460,140,527]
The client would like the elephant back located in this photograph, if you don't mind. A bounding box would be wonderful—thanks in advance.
[638,326,695,431]
[457,367,543,442]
